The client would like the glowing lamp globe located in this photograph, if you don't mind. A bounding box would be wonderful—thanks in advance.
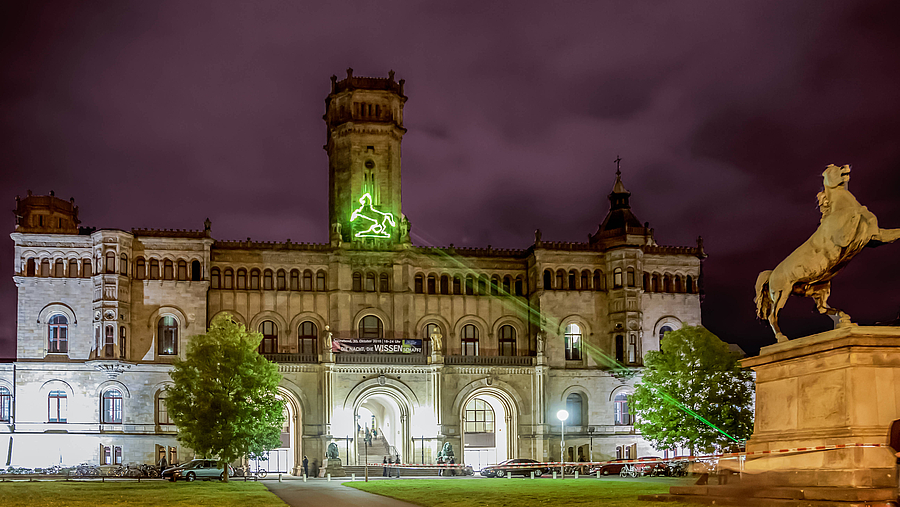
[557,409,569,422]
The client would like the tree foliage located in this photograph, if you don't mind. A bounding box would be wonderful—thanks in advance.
[166,313,284,482]
[630,325,754,455]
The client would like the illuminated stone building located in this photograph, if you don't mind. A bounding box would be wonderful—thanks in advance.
[1,70,704,474]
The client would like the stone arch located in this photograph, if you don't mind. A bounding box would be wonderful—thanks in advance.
[96,379,131,398]
[288,312,327,338]
[491,315,526,353]
[39,379,74,398]
[556,314,592,339]
[146,305,189,331]
[344,380,418,461]
[653,316,683,348]
[561,385,591,426]
[352,307,392,337]
[608,384,632,402]
[452,380,522,461]
[453,314,489,339]
[249,310,289,336]
[209,309,246,326]
[413,314,451,338]
[37,302,78,326]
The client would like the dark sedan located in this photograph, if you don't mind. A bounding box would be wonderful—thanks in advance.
[481,459,549,478]
[589,459,627,476]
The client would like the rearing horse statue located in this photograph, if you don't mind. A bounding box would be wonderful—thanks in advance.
[755,164,900,342]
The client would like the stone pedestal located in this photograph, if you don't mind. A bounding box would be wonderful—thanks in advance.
[323,458,346,477]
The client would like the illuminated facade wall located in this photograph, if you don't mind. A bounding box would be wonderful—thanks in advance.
[4,72,703,472]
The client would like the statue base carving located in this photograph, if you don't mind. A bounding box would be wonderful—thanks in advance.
[649,326,900,505]
[323,458,346,477]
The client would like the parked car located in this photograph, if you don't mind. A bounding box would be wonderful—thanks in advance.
[162,460,204,481]
[590,459,628,476]
[634,456,663,476]
[481,459,549,478]
[171,459,234,482]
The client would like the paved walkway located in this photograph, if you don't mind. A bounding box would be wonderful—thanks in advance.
[264,477,439,507]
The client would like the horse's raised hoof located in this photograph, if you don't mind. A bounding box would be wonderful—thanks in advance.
[775,333,789,343]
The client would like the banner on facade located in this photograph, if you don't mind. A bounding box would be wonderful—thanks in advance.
[332,338,422,354]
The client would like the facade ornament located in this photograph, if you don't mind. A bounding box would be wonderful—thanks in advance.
[430,326,443,353]
[755,164,900,342]
[323,325,333,351]
[90,360,132,379]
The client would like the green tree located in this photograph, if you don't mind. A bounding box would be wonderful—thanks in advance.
[166,313,284,482]
[630,325,753,455]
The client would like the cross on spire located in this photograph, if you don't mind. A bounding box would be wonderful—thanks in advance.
[614,155,622,176]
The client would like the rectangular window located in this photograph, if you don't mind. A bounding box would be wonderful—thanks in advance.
[114,446,123,465]
[101,445,111,465]
[316,272,326,291]
[157,397,170,425]
[48,391,66,423]
[105,325,115,358]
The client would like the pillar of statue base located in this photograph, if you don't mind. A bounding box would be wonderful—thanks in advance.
[323,458,346,477]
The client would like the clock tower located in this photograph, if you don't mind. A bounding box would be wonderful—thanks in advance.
[324,69,407,244]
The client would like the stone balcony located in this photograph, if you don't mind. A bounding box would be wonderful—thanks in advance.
[444,355,535,366]
[335,353,427,365]
[261,353,319,363]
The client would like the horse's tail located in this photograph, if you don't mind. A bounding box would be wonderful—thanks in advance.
[754,270,773,320]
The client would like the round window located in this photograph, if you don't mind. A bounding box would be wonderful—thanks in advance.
[364,159,375,169]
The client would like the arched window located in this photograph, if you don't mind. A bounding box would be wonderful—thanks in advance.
[461,324,479,356]
[191,260,202,281]
[464,398,494,436]
[465,275,474,295]
[223,268,234,289]
[556,269,565,290]
[490,276,500,296]
[48,390,67,422]
[359,316,383,339]
[26,258,36,276]
[157,392,172,426]
[643,272,650,291]
[104,325,115,358]
[352,272,362,292]
[614,393,631,425]
[0,387,11,423]
[136,258,146,279]
[543,269,552,289]
[674,275,683,293]
[424,323,441,356]
[68,258,79,278]
[250,269,260,290]
[686,275,695,294]
[615,335,624,362]
[568,270,577,290]
[498,325,516,356]
[613,268,623,288]
[263,269,273,290]
[302,270,313,291]
[211,268,220,289]
[54,259,65,277]
[149,259,160,279]
[659,325,674,342]
[565,323,582,360]
[299,321,317,355]
[477,276,487,295]
[158,316,178,355]
[276,270,286,290]
[414,274,424,294]
[566,393,584,426]
[427,274,436,294]
[381,273,391,292]
[177,260,188,281]
[628,333,638,363]
[48,315,68,353]
[627,267,636,287]
[102,389,123,424]
[105,251,116,274]
[663,274,672,293]
[581,270,590,290]
[82,258,92,277]
[40,259,50,277]
[120,254,128,276]
[502,276,511,294]
[651,273,660,292]
[317,271,326,291]
[515,276,524,296]
[259,321,277,354]
[163,260,174,280]
[290,270,300,291]
[453,276,462,295]
[366,273,376,292]
[236,268,247,289]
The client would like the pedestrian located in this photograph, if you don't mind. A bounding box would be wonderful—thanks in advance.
[448,456,455,477]
[302,455,309,477]
[157,454,168,473]
[382,456,388,477]
[395,454,401,478]
[437,456,443,477]
[387,456,393,478]
[373,428,378,439]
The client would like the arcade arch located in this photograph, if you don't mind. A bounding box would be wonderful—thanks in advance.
[459,388,518,472]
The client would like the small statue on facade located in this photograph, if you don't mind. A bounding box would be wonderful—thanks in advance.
[324,325,333,351]
[536,331,545,355]
[430,327,443,354]
[755,164,900,342]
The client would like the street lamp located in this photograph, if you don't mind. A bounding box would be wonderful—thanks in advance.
[557,409,569,478]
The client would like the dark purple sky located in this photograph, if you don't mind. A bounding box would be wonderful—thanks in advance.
[2,1,900,359]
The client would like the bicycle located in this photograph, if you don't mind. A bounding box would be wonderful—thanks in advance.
[619,464,638,478]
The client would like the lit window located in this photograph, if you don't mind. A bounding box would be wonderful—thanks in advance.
[158,316,178,355]
[48,390,67,423]
[464,398,495,435]
[48,315,68,353]
[566,393,583,426]
[565,323,582,360]
[157,394,171,425]
[498,325,516,356]
[628,334,638,363]
[614,393,631,425]
[102,390,123,424]
[259,321,278,354]
[359,316,383,339]
[299,321,318,355]
[461,324,479,356]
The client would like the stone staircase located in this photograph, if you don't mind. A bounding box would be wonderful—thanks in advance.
[349,433,440,477]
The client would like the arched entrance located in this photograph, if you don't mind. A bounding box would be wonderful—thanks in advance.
[353,389,410,465]
[461,390,516,471]
[252,391,301,475]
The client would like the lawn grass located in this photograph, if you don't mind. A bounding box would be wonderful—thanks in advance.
[345,477,683,507]
[0,479,287,507]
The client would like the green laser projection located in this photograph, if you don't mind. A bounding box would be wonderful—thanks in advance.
[350,193,396,238]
